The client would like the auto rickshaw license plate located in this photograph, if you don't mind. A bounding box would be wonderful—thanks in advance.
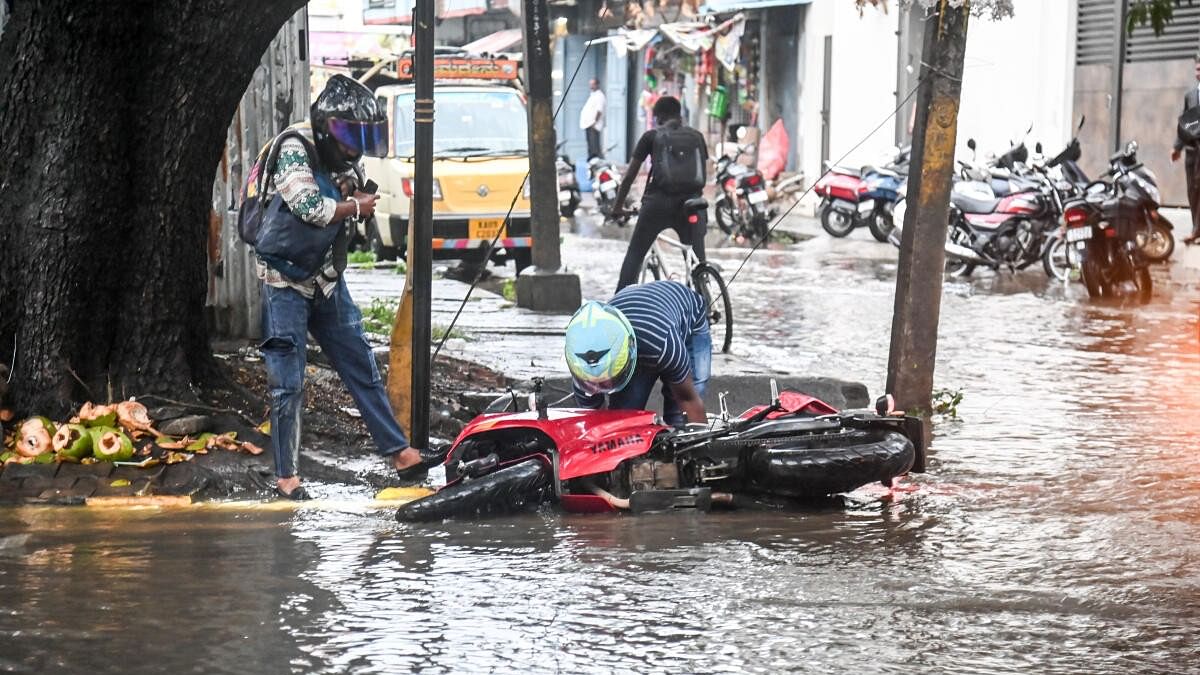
[469,218,507,240]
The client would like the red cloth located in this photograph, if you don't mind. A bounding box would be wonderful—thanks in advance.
[757,119,789,180]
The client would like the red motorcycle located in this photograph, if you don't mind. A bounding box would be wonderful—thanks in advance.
[398,380,925,521]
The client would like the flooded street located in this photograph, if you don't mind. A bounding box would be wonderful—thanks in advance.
[2,218,1199,674]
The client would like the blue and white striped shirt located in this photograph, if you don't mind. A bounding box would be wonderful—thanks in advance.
[580,280,709,401]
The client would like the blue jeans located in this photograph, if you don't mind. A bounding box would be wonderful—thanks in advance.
[260,279,409,479]
[607,330,712,425]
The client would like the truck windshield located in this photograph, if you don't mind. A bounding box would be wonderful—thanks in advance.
[393,90,528,158]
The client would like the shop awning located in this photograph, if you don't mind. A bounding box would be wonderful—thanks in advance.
[462,28,523,55]
[701,0,812,13]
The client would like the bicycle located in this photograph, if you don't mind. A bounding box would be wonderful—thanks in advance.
[640,228,735,355]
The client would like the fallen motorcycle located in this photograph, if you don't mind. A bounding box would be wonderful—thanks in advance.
[397,380,925,522]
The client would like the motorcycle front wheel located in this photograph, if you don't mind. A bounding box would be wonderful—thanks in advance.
[693,263,734,354]
[868,211,894,243]
[819,204,855,238]
[945,224,976,278]
[1042,235,1073,282]
[1136,219,1175,263]
[715,197,737,236]
[397,459,551,522]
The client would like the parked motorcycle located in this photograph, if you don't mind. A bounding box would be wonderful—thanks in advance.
[713,145,771,242]
[397,379,925,522]
[813,147,909,242]
[557,143,580,219]
[1061,141,1157,302]
[588,146,631,226]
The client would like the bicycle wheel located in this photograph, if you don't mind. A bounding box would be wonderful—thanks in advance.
[640,255,662,284]
[692,263,733,354]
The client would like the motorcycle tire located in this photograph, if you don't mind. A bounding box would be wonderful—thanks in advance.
[561,195,579,219]
[1042,235,1071,282]
[1081,256,1106,298]
[739,428,916,499]
[820,204,855,238]
[715,197,737,236]
[692,263,734,354]
[868,212,894,243]
[752,212,771,244]
[1137,219,1175,263]
[397,458,551,522]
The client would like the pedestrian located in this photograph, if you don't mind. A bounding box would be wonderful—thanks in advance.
[256,75,425,500]
[1171,54,1200,245]
[581,78,606,159]
[611,95,709,291]
[564,280,710,426]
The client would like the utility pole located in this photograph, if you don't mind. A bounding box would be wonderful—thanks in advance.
[886,2,969,427]
[516,0,581,312]
[409,0,435,450]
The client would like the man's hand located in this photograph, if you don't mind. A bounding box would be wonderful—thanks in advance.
[1172,149,1182,163]
[353,191,379,219]
[667,377,707,427]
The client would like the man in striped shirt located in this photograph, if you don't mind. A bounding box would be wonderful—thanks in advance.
[567,280,711,425]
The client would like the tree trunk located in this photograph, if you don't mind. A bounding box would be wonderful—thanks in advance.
[0,0,305,417]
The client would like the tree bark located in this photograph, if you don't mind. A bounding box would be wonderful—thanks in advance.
[0,0,304,417]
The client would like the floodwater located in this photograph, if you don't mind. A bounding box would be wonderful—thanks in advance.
[2,220,1199,674]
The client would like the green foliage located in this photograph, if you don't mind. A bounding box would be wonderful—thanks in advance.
[500,279,517,302]
[360,298,398,336]
[393,260,408,275]
[432,324,468,342]
[348,250,376,266]
[932,388,964,419]
[1127,0,1191,36]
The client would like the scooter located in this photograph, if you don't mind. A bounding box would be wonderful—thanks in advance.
[813,146,909,242]
[397,379,925,522]
[588,145,631,226]
[713,146,771,242]
[556,143,580,219]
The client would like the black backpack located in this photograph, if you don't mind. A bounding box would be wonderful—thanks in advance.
[237,129,318,246]
[650,122,707,194]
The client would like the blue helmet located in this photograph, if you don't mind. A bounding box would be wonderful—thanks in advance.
[564,301,637,397]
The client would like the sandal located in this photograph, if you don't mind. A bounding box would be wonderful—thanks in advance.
[274,485,313,501]
[394,461,429,485]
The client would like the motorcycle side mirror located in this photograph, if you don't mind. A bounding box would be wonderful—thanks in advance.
[1036,142,1043,154]
[967,138,977,151]
[1078,115,1086,131]
[1125,140,1139,155]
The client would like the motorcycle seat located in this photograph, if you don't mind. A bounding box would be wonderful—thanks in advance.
[951,190,1000,214]
[684,197,709,211]
[867,167,900,179]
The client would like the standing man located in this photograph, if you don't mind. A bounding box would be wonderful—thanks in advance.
[581,78,607,159]
[1171,55,1200,245]
[255,75,426,500]
[611,96,709,291]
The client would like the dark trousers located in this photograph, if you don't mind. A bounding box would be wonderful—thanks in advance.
[1187,151,1200,238]
[586,127,603,160]
[616,193,707,292]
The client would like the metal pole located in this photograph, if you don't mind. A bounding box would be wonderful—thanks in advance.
[522,0,560,273]
[885,3,969,429]
[410,0,434,450]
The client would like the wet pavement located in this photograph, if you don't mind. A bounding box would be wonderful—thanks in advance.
[2,203,1199,673]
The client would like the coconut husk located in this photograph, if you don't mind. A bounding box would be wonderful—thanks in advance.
[17,418,55,458]
[116,400,162,436]
[89,427,134,463]
[78,402,118,428]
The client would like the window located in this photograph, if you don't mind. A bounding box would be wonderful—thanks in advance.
[392,90,529,158]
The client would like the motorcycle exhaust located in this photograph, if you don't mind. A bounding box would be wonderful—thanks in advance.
[945,241,989,265]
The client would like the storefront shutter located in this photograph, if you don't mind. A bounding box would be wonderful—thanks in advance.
[1075,0,1116,66]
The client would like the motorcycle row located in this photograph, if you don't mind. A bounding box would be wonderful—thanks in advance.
[901,120,1168,302]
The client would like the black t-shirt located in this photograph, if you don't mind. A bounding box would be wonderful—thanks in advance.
[632,123,709,198]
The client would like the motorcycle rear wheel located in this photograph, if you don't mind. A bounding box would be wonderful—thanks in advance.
[715,197,738,236]
[693,263,734,354]
[1081,256,1107,298]
[820,204,855,238]
[711,428,915,499]
[396,459,551,522]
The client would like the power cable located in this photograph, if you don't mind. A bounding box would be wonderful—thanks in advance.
[432,41,593,362]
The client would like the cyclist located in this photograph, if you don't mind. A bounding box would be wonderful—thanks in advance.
[564,280,711,426]
[611,96,709,292]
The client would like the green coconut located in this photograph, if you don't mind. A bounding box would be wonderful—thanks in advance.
[89,427,134,462]
[16,417,56,458]
[53,423,93,461]
[33,452,56,465]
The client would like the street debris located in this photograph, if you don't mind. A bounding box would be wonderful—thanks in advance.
[1,398,270,468]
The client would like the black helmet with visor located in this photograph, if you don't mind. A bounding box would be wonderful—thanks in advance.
[311,74,389,171]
